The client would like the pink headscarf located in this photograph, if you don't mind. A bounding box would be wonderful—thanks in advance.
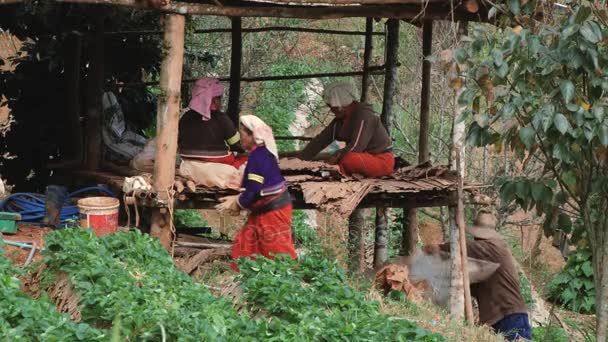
[188,78,225,121]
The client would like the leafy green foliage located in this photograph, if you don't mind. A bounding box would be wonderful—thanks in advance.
[173,209,208,227]
[461,5,608,326]
[237,254,447,341]
[548,247,595,314]
[519,272,535,310]
[0,245,106,340]
[291,209,318,249]
[254,62,313,151]
[532,325,569,342]
[42,229,247,340]
[31,229,445,341]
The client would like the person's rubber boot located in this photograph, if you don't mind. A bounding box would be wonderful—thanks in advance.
[43,185,68,228]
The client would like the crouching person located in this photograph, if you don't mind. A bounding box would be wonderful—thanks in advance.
[424,211,531,341]
[215,115,297,272]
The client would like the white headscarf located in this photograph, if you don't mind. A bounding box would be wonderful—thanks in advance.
[323,81,358,108]
[239,115,279,160]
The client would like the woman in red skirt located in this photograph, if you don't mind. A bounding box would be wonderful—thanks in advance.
[216,115,297,271]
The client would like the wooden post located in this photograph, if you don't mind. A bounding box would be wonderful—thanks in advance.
[380,18,398,132]
[374,18,399,266]
[360,17,373,102]
[64,32,83,163]
[419,20,432,163]
[401,21,433,256]
[150,14,185,249]
[227,17,242,125]
[84,14,104,170]
[348,209,366,274]
[373,207,388,268]
[448,21,472,320]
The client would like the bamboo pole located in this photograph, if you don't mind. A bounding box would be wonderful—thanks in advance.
[84,14,104,171]
[360,18,373,102]
[227,17,242,125]
[456,152,474,322]
[64,32,83,163]
[104,27,386,36]
[56,0,484,21]
[150,14,186,250]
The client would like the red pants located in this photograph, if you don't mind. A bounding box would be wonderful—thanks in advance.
[188,154,248,169]
[339,151,395,178]
[231,204,297,272]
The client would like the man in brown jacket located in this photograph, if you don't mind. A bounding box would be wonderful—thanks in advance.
[299,82,394,178]
[425,211,531,341]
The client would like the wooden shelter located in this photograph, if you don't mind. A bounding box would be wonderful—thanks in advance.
[1,0,492,320]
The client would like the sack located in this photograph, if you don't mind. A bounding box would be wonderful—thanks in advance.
[178,159,243,190]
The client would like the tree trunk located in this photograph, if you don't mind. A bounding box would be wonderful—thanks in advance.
[592,215,608,342]
[151,14,185,250]
[448,206,464,318]
[348,209,366,274]
[374,207,388,268]
[400,209,418,256]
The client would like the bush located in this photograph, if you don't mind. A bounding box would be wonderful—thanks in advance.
[532,325,568,342]
[548,247,595,313]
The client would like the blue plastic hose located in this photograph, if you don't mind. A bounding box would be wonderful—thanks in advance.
[0,186,116,226]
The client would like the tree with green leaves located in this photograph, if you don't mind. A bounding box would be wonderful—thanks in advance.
[457,1,608,340]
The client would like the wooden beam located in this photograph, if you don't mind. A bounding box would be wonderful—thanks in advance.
[227,17,242,125]
[64,33,83,163]
[360,17,374,102]
[419,20,432,164]
[150,14,186,250]
[104,26,385,36]
[84,14,104,171]
[0,0,22,4]
[56,0,485,21]
[112,66,386,88]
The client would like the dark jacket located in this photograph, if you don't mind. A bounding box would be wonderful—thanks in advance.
[299,102,392,161]
[178,110,243,158]
[442,238,528,325]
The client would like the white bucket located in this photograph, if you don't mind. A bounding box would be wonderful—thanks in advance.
[77,197,120,236]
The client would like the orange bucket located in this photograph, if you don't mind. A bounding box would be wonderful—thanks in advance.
[77,197,120,236]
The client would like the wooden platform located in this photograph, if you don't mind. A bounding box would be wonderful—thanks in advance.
[62,160,462,216]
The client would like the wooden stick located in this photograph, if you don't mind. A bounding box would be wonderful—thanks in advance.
[104,26,385,36]
[274,135,313,141]
[150,14,186,250]
[110,66,386,88]
[0,0,22,4]
[175,241,233,249]
[56,0,484,21]
[227,17,242,125]
[360,18,374,102]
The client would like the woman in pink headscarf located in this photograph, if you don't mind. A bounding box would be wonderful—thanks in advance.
[178,78,247,168]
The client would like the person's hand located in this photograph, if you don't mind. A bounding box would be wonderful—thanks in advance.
[422,244,440,255]
[326,154,340,165]
[215,195,240,215]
